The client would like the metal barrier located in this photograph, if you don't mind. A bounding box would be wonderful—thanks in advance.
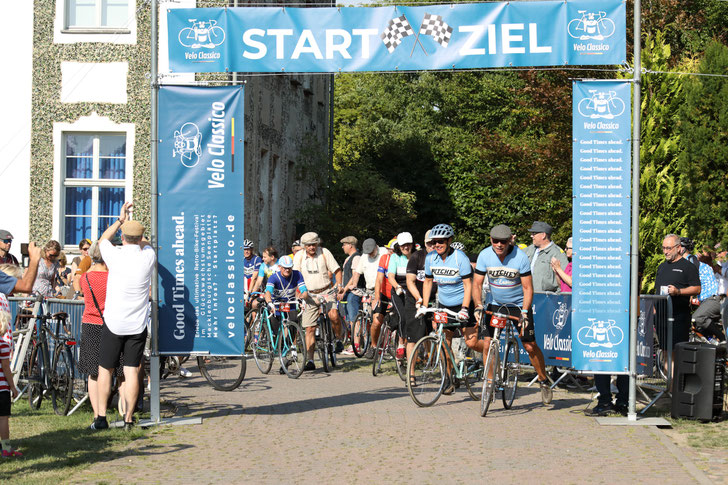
[9,296,88,414]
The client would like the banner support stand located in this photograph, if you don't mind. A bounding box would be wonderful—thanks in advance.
[599,0,668,427]
[626,0,642,423]
[150,0,161,424]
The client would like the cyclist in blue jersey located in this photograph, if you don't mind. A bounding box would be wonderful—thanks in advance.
[472,224,552,405]
[243,239,262,299]
[418,224,481,394]
[265,255,308,373]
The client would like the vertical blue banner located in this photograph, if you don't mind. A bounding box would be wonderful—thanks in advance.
[571,80,631,373]
[157,85,245,356]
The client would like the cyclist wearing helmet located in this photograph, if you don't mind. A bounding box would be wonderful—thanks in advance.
[243,239,262,298]
[419,224,479,394]
[405,230,435,363]
[472,224,552,405]
[387,232,414,359]
[265,255,308,374]
[369,237,396,359]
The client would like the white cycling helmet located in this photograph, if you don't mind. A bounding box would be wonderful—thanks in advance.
[451,241,465,251]
[278,255,294,268]
[243,239,254,249]
[396,232,413,246]
[430,224,454,239]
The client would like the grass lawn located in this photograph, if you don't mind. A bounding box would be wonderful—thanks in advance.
[0,396,154,484]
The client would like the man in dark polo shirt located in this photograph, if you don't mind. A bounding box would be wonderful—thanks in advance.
[654,233,701,349]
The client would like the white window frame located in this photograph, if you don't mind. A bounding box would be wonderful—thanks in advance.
[54,0,137,45]
[53,114,135,251]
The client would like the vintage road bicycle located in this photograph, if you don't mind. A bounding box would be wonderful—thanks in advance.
[480,304,523,417]
[372,303,406,380]
[407,307,483,407]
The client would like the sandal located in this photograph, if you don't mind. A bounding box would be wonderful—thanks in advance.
[409,376,417,388]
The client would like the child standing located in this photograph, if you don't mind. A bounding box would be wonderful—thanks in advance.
[0,293,22,457]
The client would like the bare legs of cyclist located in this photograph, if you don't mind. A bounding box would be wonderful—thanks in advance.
[370,313,384,357]
[305,326,317,363]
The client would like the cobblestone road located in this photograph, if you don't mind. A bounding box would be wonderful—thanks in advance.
[74,356,718,484]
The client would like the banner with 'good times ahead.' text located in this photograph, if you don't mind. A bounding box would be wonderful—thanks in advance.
[157,85,245,356]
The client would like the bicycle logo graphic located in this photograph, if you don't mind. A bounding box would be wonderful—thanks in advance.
[577,90,626,119]
[172,122,202,168]
[178,19,225,49]
[576,318,624,348]
[567,11,616,41]
[552,302,568,331]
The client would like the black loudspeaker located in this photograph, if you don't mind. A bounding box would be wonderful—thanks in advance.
[671,342,726,421]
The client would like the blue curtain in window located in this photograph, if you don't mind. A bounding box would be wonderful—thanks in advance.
[64,187,92,245]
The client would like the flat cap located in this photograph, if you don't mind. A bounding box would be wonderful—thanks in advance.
[340,236,357,246]
[0,229,13,240]
[362,238,377,254]
[490,224,513,240]
[300,232,320,245]
[121,220,145,237]
[528,221,553,235]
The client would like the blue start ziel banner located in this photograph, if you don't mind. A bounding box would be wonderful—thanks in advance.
[167,1,626,73]
[571,80,631,373]
[157,85,245,356]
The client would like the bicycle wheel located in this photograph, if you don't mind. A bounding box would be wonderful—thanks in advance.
[463,354,483,402]
[197,356,246,391]
[252,319,274,374]
[278,322,305,379]
[316,318,329,373]
[244,311,259,352]
[28,343,44,410]
[393,328,407,382]
[480,341,499,417]
[372,326,389,376]
[51,345,74,416]
[501,338,520,409]
[352,314,370,358]
[407,336,446,407]
[327,318,337,369]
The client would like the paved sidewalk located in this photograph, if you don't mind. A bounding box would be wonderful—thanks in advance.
[75,357,716,484]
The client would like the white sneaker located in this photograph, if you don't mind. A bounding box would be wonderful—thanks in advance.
[540,380,553,405]
[179,367,192,378]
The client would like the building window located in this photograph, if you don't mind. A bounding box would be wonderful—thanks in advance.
[62,133,127,245]
[66,0,129,29]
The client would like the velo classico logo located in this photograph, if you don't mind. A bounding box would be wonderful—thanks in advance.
[552,302,568,331]
[178,19,226,48]
[576,318,624,348]
[172,122,202,168]
[567,11,616,41]
[577,89,626,119]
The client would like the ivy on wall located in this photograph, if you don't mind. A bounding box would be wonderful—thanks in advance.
[30,0,152,243]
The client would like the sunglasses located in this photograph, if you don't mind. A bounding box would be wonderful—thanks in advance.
[431,239,448,245]
[491,239,510,245]
[47,252,59,259]
[1,239,11,244]
[81,246,90,251]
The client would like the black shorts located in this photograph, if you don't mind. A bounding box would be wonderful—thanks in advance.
[405,297,430,343]
[99,325,148,370]
[0,391,10,417]
[373,296,391,315]
[480,304,535,343]
[79,323,124,378]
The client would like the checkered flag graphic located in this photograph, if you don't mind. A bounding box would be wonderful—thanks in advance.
[419,13,453,48]
[380,15,414,53]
